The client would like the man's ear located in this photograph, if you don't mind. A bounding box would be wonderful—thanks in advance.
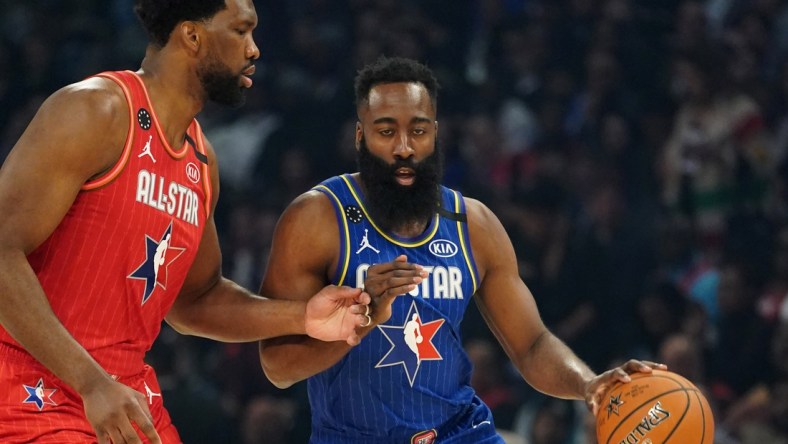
[177,21,202,54]
[355,121,363,151]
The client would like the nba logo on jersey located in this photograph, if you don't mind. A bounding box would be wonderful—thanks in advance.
[128,222,186,305]
[22,378,57,411]
[411,429,437,444]
[376,301,445,386]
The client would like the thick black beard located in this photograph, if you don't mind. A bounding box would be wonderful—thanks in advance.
[198,56,246,108]
[357,137,443,234]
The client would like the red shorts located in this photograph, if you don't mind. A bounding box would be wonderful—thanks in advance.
[0,348,181,443]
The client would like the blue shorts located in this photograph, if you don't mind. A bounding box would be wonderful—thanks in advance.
[310,396,505,444]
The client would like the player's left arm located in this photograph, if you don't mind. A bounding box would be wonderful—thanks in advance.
[466,198,664,414]
[165,139,367,343]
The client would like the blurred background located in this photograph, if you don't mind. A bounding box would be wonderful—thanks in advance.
[2,0,788,443]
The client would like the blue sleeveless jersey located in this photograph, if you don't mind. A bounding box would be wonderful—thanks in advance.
[309,175,504,444]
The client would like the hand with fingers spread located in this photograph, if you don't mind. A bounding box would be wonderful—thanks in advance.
[305,285,373,345]
[81,377,161,444]
[584,359,668,416]
[362,255,427,327]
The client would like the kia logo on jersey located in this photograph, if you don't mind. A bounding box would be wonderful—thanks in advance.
[428,239,458,258]
[185,162,200,184]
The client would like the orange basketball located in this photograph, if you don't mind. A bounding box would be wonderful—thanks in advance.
[596,369,714,444]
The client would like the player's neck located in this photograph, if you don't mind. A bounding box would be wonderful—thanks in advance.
[137,48,204,147]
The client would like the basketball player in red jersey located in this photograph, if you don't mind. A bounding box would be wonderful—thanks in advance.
[0,1,422,443]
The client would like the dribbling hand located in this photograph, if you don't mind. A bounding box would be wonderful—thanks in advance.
[584,359,668,416]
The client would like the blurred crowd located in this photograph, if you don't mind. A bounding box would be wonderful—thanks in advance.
[2,0,788,443]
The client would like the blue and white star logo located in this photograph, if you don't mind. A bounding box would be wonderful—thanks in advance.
[128,221,185,305]
[22,378,57,411]
[375,301,444,386]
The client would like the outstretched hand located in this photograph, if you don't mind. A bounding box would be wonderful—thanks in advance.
[584,359,668,416]
[362,255,426,326]
[305,285,372,345]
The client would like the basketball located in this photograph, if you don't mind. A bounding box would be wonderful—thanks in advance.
[596,369,714,444]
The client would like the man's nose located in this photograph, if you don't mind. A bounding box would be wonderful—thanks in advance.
[393,134,414,158]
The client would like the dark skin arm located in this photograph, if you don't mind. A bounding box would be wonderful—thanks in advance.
[257,190,425,388]
[466,197,665,415]
[165,140,370,345]
[0,78,161,444]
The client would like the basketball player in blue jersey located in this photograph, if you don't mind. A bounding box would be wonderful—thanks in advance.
[258,56,666,444]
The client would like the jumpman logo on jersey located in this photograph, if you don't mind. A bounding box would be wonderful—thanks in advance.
[128,221,185,305]
[356,228,380,254]
[138,135,156,163]
[376,301,444,386]
[144,382,162,405]
[22,378,57,411]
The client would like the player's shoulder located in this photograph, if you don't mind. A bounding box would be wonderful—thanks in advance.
[42,75,127,126]
[272,188,337,244]
[289,174,351,210]
[461,196,516,276]
[277,188,335,225]
[462,196,498,225]
[462,196,509,247]
[53,76,124,106]
[287,188,335,218]
[6,74,131,184]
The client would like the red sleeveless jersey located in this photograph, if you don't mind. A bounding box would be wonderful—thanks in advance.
[0,70,212,377]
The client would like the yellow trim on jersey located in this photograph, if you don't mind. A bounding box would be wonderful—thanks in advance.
[454,190,478,293]
[315,184,351,286]
[82,72,135,191]
[340,175,439,247]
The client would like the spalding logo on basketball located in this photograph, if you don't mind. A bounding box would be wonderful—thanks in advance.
[596,369,714,444]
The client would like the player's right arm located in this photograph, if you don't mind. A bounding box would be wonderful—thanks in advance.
[257,190,422,388]
[0,78,160,444]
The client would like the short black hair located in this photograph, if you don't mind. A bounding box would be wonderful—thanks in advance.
[134,0,228,48]
[354,56,439,111]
